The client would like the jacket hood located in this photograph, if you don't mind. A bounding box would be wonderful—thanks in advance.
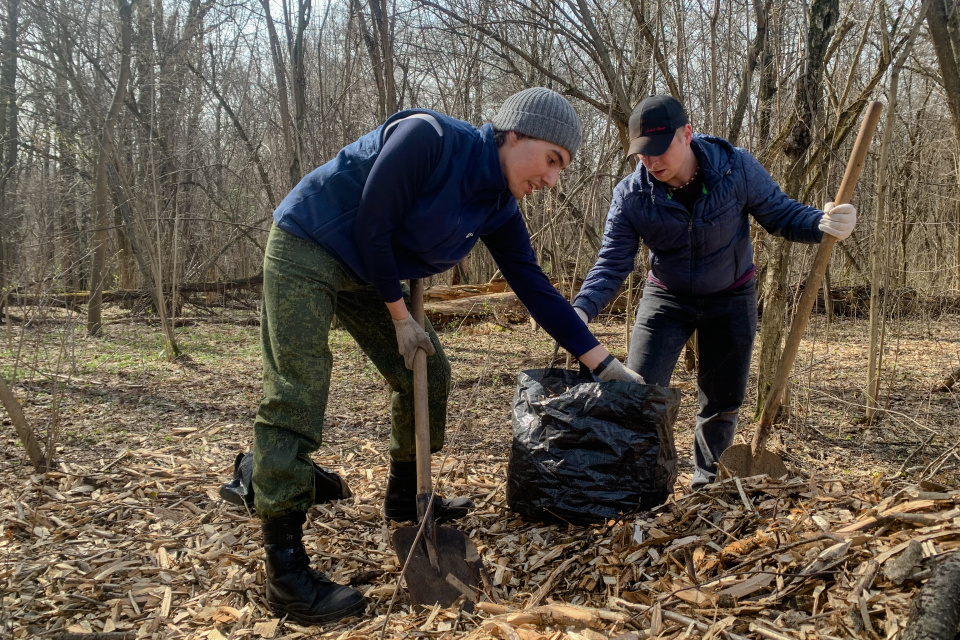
[691,134,737,185]
[637,133,737,194]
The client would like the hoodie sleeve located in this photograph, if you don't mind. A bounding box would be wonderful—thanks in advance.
[740,149,824,244]
[572,184,643,320]
[481,209,600,358]
[353,116,444,303]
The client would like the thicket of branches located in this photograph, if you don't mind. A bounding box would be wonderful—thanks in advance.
[0,0,956,328]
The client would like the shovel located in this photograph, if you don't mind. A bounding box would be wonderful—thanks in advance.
[718,100,883,481]
[392,279,484,610]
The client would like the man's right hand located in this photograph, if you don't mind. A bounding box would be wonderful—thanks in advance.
[819,202,857,240]
[392,315,435,369]
[574,307,589,325]
[594,356,646,384]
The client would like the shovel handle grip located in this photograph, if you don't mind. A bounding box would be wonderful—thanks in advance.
[409,279,434,510]
[753,101,883,454]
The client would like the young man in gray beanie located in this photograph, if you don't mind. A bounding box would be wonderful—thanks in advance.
[249,87,643,625]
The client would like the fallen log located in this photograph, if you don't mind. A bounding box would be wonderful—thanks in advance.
[423,282,509,301]
[776,284,960,318]
[900,551,960,640]
[424,291,528,326]
[423,291,633,326]
[11,290,146,309]
[8,276,264,309]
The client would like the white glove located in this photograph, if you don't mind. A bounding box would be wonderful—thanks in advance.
[574,307,589,325]
[594,355,646,384]
[818,202,857,241]
[392,315,435,369]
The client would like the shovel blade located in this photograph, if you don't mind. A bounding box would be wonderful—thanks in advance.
[392,524,483,610]
[717,444,789,480]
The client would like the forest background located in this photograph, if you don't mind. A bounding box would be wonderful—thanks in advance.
[3,0,960,637]
[0,0,958,410]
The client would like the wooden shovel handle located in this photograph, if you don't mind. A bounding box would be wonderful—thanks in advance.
[753,101,883,456]
[409,279,433,507]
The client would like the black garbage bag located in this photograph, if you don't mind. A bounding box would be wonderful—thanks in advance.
[507,366,680,525]
[219,451,352,511]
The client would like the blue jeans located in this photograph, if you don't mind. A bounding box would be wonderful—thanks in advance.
[627,280,757,487]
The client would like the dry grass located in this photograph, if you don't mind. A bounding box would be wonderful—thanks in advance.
[2,304,959,639]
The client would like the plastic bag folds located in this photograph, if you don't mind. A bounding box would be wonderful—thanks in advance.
[507,367,680,525]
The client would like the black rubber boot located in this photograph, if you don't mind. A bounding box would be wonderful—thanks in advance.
[262,512,366,625]
[383,459,474,524]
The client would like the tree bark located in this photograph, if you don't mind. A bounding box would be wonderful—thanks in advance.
[368,0,397,115]
[927,0,960,294]
[755,0,839,416]
[86,0,134,336]
[106,164,181,358]
[728,0,770,145]
[0,0,20,319]
[260,0,299,190]
[285,0,310,181]
[867,0,930,421]
[0,376,46,472]
[900,551,960,640]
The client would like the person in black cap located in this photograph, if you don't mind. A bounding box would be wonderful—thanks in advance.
[572,95,856,489]
[250,88,644,626]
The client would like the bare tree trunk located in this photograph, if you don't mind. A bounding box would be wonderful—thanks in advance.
[55,74,81,291]
[757,12,776,144]
[285,0,310,181]
[261,0,299,190]
[106,164,181,358]
[756,0,839,416]
[867,0,930,421]
[706,0,719,133]
[87,0,134,336]
[186,62,277,207]
[369,0,397,114]
[927,0,960,292]
[728,0,770,145]
[351,0,395,120]
[0,0,20,319]
[629,0,680,101]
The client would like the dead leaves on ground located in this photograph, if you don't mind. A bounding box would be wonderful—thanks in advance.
[3,313,960,638]
[4,443,960,639]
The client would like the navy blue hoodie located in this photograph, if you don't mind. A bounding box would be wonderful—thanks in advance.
[273,109,599,357]
[574,134,824,318]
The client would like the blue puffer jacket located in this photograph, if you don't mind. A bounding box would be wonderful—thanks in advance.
[574,134,824,317]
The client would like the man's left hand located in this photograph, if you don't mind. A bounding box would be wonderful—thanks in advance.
[819,202,857,241]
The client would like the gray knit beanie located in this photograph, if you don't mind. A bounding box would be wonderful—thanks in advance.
[491,88,582,159]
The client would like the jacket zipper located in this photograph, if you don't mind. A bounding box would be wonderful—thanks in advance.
[688,195,700,295]
[658,192,695,293]
[687,213,694,294]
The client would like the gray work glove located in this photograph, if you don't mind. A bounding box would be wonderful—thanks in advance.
[818,202,857,241]
[593,355,645,384]
[574,307,589,325]
[392,315,435,370]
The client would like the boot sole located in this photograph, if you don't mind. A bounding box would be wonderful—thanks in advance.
[270,597,367,625]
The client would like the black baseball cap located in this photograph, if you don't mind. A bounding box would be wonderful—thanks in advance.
[627,95,689,157]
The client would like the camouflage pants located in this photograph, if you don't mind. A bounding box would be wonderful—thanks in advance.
[252,226,451,521]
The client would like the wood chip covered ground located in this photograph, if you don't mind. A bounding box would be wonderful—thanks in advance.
[2,304,959,639]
